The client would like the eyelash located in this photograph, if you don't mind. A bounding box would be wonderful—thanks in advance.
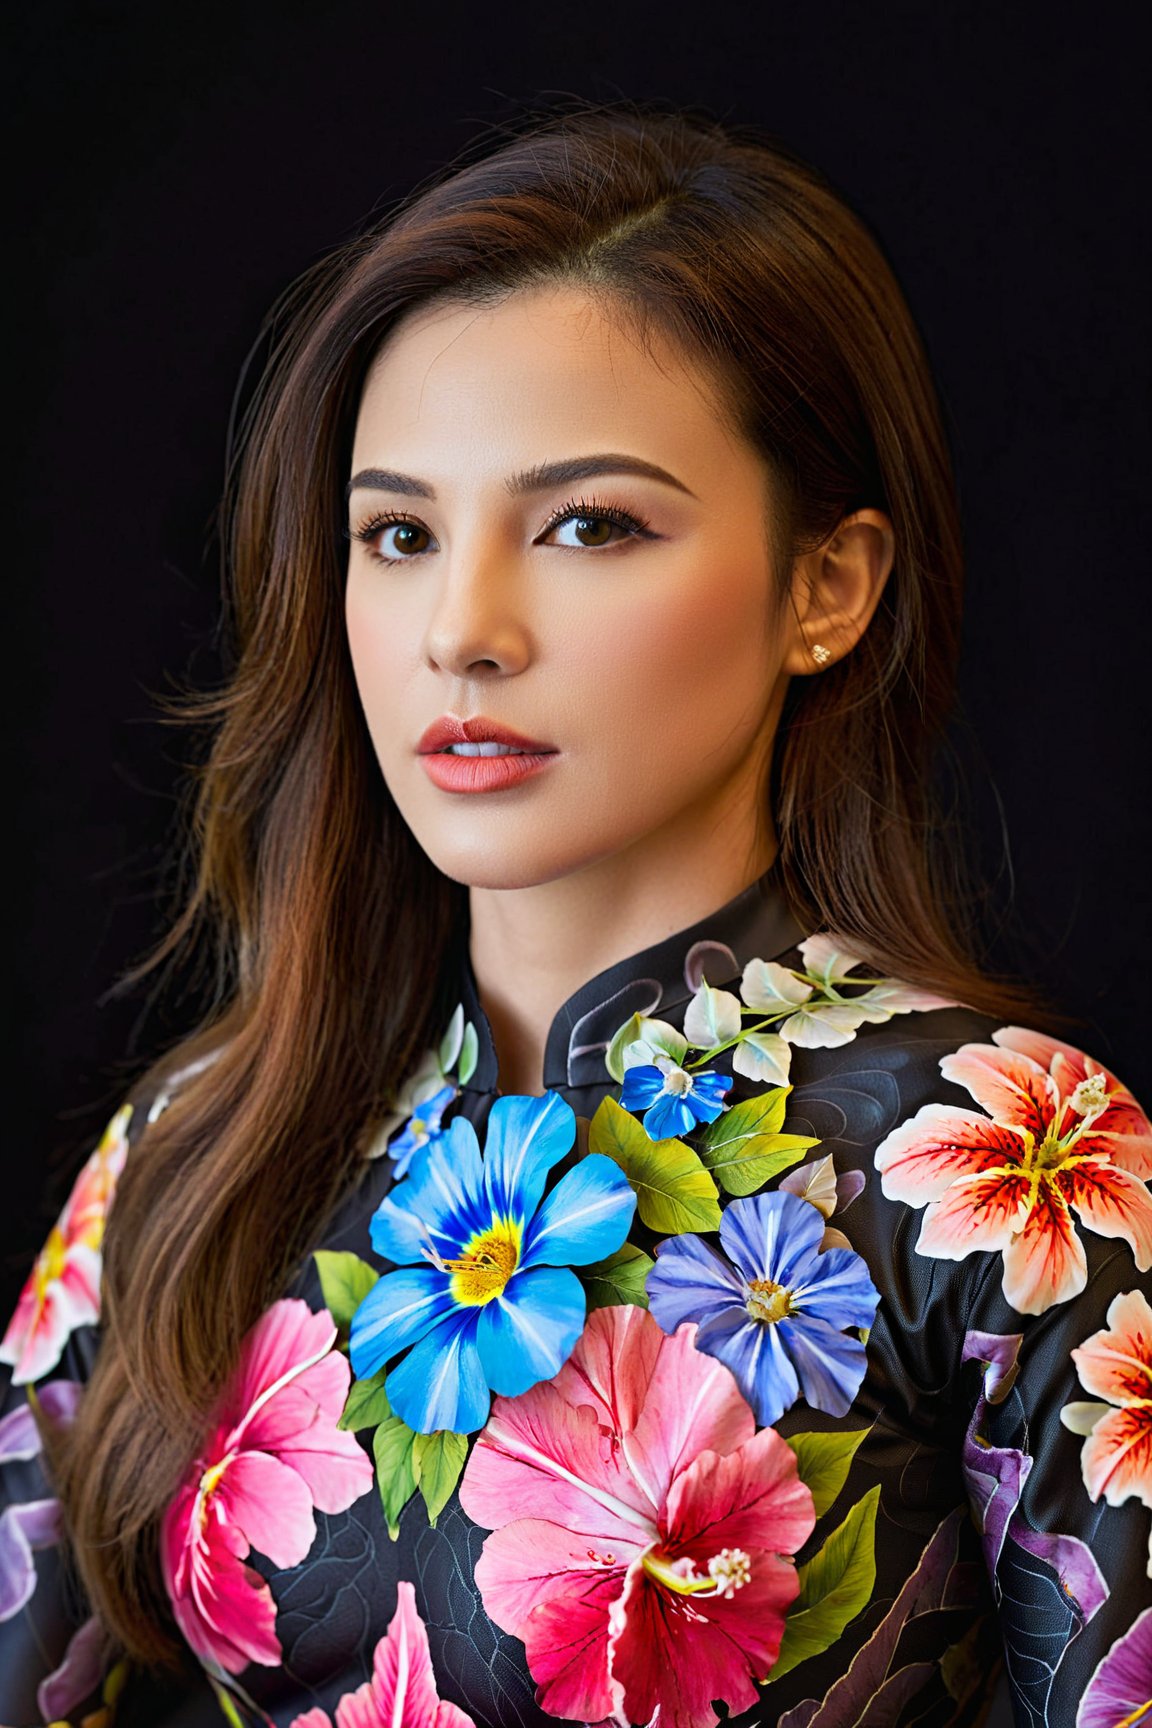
[346,494,655,565]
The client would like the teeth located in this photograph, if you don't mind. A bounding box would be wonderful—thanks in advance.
[443,742,532,756]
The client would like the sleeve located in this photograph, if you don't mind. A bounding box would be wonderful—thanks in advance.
[939,1029,1152,1727]
[0,1101,135,1726]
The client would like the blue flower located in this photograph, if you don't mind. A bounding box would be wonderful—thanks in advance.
[618,1061,732,1141]
[646,1189,880,1427]
[349,1092,637,1434]
[388,1082,456,1179]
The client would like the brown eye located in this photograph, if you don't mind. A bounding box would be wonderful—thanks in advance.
[569,516,615,547]
[350,515,435,563]
[380,522,430,557]
[541,497,653,550]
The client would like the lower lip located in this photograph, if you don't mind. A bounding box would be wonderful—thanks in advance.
[419,750,559,793]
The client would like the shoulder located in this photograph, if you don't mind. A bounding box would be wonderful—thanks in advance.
[0,1044,225,1393]
[834,1008,1152,1319]
[0,1100,133,1390]
[706,932,1151,1319]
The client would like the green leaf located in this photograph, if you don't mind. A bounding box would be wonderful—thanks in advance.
[439,1002,464,1073]
[313,1250,379,1335]
[590,1096,721,1234]
[697,1132,815,1197]
[605,1013,687,1084]
[695,1089,817,1196]
[413,1429,469,1526]
[457,1019,479,1086]
[765,1484,880,1683]
[785,1427,870,1518]
[580,1243,654,1310]
[372,1415,419,1539]
[339,1368,392,1431]
[704,1087,790,1141]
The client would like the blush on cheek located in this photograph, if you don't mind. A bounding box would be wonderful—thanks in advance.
[344,583,407,723]
[613,556,777,703]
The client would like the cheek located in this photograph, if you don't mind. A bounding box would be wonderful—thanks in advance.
[567,559,777,743]
[344,577,408,737]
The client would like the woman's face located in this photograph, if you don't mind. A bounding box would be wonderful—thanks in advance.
[345,285,798,891]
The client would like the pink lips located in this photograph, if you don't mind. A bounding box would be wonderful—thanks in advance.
[417,714,559,794]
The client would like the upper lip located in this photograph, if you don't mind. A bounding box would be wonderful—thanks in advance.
[417,715,558,754]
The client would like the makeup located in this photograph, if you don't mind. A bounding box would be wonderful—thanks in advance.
[420,750,559,793]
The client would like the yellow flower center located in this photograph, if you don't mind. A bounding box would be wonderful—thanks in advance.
[191,1452,239,1541]
[444,1219,522,1306]
[200,1456,231,1500]
[33,1227,68,1306]
[745,1277,792,1324]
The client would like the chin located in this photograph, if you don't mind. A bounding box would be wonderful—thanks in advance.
[408,825,626,895]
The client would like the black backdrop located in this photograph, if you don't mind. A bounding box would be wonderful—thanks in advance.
[7,0,1150,1314]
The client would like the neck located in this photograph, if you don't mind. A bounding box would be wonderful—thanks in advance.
[467,823,778,1096]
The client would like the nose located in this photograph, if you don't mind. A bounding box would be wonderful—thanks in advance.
[421,533,532,679]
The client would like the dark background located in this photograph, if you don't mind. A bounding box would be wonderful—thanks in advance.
[7,0,1149,1314]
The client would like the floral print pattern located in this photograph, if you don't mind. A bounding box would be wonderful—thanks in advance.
[289,1581,474,1728]
[1061,1287,1152,1576]
[458,1304,816,1728]
[874,1026,1152,1313]
[363,1002,479,1172]
[0,1104,130,1385]
[349,1091,635,1434]
[2,884,1150,1728]
[646,1188,880,1426]
[1076,1606,1152,1728]
[161,1298,373,1672]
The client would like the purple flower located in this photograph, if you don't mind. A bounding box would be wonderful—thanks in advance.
[0,1380,81,1621]
[647,1190,880,1426]
[618,1061,731,1141]
[1078,1607,1152,1728]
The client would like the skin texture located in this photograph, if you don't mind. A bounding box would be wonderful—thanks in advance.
[345,286,894,1093]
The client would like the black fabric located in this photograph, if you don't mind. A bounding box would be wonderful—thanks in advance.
[2,864,1148,1727]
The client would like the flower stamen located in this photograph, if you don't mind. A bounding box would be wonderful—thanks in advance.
[445,1220,522,1306]
[641,1546,752,1598]
[745,1276,793,1324]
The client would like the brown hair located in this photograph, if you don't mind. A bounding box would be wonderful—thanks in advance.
[53,96,1044,1664]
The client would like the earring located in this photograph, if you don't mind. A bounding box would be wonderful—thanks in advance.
[810,643,832,666]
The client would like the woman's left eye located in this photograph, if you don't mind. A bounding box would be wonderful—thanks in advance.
[538,496,654,550]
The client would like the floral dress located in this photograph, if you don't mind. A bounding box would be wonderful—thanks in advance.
[2,866,1150,1728]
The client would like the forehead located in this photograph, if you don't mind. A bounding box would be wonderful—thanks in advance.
[351,284,742,472]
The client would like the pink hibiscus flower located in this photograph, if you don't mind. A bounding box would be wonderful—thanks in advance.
[289,1580,474,1728]
[1060,1287,1152,1577]
[0,1104,132,1385]
[458,1304,816,1728]
[874,1027,1152,1314]
[161,1298,374,1672]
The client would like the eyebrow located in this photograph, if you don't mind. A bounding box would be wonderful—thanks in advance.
[344,453,697,504]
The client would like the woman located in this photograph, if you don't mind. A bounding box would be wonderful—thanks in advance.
[2,99,1148,1728]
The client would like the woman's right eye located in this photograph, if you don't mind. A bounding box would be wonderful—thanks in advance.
[350,515,435,564]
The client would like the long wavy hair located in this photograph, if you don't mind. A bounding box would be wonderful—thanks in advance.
[52,96,1043,1664]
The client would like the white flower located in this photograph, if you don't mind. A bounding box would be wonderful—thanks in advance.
[732,1031,793,1086]
[740,958,814,1013]
[618,1016,689,1074]
[683,980,743,1048]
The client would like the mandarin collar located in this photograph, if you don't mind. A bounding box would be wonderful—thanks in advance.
[456,864,807,1095]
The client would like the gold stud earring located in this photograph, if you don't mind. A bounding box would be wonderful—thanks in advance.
[811,643,832,666]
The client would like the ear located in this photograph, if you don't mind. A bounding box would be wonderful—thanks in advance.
[780,508,895,676]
